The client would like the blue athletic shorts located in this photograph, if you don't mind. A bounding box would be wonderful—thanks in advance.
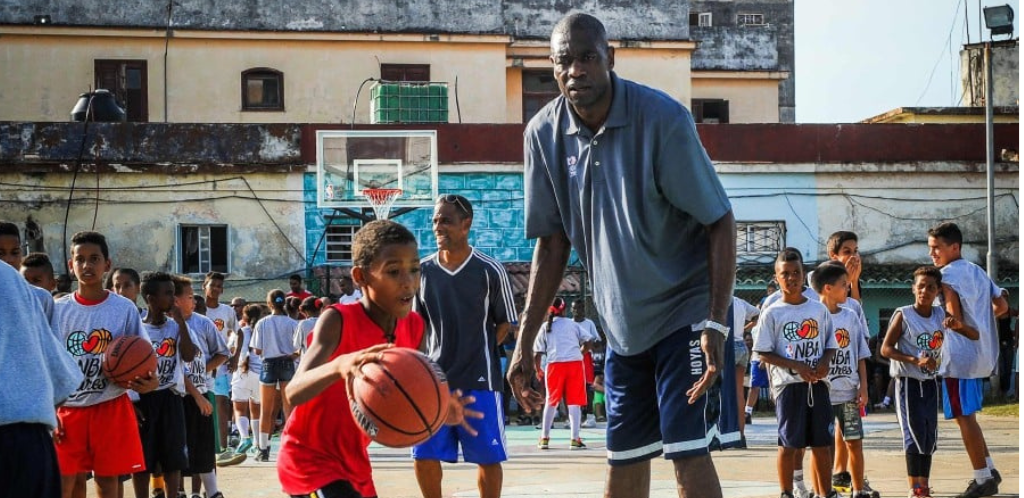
[750,360,769,388]
[775,382,834,448]
[896,377,939,454]
[942,377,983,419]
[412,390,507,465]
[213,374,231,397]
[605,325,715,465]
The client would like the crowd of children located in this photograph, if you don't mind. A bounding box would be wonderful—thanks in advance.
[0,215,1014,498]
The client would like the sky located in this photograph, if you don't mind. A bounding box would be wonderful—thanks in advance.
[795,0,1020,123]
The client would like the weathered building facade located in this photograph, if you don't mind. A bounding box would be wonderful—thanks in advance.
[0,121,1017,334]
[1,0,792,124]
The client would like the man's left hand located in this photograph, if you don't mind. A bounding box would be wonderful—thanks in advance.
[686,327,725,404]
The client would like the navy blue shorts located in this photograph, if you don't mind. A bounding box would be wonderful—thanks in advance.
[896,377,938,455]
[605,325,715,465]
[775,382,834,448]
[261,356,296,385]
[0,423,61,498]
[412,390,507,465]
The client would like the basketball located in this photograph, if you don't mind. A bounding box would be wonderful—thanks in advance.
[349,347,450,448]
[102,335,158,385]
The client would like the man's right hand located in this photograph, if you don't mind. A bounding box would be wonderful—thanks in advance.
[507,342,544,414]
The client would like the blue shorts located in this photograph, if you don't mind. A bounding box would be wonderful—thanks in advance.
[412,390,507,465]
[896,377,939,455]
[260,357,296,385]
[942,377,983,419]
[775,382,834,448]
[213,374,231,397]
[750,360,769,388]
[605,325,715,465]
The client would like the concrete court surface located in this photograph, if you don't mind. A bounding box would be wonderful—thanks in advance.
[143,412,1016,498]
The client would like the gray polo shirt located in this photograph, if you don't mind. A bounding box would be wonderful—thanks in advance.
[524,73,731,355]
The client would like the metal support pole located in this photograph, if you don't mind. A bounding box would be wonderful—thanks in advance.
[984,42,997,281]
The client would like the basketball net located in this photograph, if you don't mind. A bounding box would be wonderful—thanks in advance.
[362,188,403,220]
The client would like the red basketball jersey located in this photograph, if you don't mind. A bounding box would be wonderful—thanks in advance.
[277,303,424,496]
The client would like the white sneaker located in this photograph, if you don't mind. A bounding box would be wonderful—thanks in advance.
[792,486,812,498]
[581,416,597,428]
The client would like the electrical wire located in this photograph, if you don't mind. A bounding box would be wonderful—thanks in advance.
[350,77,377,127]
[239,176,307,265]
[63,93,94,277]
[916,0,964,105]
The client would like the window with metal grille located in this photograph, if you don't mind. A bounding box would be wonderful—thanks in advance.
[737,13,765,25]
[179,225,228,274]
[326,225,359,263]
[522,70,561,122]
[736,221,785,264]
[95,60,148,121]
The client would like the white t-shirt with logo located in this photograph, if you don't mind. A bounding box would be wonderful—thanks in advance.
[204,303,238,377]
[827,307,871,403]
[141,319,186,396]
[890,305,945,381]
[183,313,229,394]
[753,298,838,399]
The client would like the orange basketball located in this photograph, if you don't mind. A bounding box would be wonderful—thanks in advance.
[102,335,157,385]
[349,347,450,448]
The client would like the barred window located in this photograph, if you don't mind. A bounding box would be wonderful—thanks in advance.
[326,225,358,263]
[737,13,765,25]
[736,221,785,264]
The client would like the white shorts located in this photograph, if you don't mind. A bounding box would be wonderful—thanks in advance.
[230,370,261,404]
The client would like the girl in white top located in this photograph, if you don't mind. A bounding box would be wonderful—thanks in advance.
[250,289,299,459]
[292,296,324,356]
[533,297,590,450]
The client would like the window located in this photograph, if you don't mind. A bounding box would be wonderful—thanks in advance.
[325,225,359,263]
[380,64,430,82]
[689,12,713,27]
[241,68,284,111]
[179,225,229,274]
[736,221,785,264]
[522,70,561,122]
[737,13,765,25]
[95,60,148,122]
[691,99,730,124]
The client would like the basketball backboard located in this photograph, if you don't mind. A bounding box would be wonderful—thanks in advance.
[316,130,438,210]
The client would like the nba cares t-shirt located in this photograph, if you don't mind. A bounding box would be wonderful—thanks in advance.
[204,303,238,378]
[753,298,837,399]
[141,320,186,395]
[51,291,149,407]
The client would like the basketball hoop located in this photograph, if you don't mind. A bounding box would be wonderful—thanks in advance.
[362,188,403,220]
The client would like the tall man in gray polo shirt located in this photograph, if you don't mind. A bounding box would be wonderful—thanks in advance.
[508,13,736,498]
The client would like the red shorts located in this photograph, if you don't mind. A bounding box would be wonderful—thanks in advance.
[582,351,595,384]
[55,394,146,477]
[544,360,587,407]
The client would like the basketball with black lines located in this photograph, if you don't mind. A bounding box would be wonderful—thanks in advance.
[349,347,450,448]
[102,335,158,385]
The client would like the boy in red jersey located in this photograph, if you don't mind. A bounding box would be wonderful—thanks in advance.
[278,220,480,498]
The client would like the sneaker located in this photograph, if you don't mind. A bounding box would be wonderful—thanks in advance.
[737,435,747,449]
[745,412,753,425]
[955,478,998,498]
[570,438,587,450]
[151,490,165,498]
[853,492,875,498]
[209,493,224,498]
[910,485,933,498]
[228,434,240,448]
[792,487,812,498]
[862,479,881,498]
[255,447,270,462]
[595,415,606,422]
[991,468,1002,485]
[216,450,248,467]
[537,437,549,450]
[832,471,852,491]
[581,416,597,428]
[561,421,571,429]
[780,493,795,498]
[235,437,253,454]
[824,490,839,498]
[190,494,204,498]
[873,402,890,411]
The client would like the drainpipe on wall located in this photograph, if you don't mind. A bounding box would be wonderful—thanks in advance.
[163,0,173,122]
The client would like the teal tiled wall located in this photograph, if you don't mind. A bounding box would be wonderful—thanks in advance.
[305,172,533,264]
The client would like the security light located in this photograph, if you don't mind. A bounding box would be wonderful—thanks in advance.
[983,4,1015,37]
[33,15,51,25]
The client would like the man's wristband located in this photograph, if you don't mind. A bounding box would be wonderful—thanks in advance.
[702,320,730,338]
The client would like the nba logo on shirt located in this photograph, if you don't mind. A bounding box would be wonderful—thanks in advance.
[567,155,578,177]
